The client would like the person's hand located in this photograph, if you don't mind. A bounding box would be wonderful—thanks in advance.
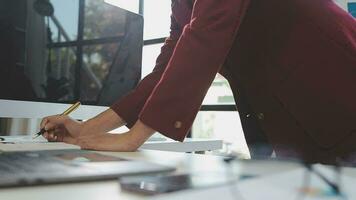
[40,113,156,152]
[40,109,126,143]
[40,115,83,144]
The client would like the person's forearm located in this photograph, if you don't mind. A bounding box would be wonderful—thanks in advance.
[127,120,156,149]
[110,120,156,151]
[82,108,126,134]
[77,120,156,151]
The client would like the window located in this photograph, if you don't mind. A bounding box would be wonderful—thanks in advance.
[142,44,162,77]
[143,0,171,40]
[203,75,235,105]
[49,0,79,41]
[104,0,139,14]
[348,2,356,17]
[333,0,356,14]
[46,0,142,104]
[192,111,249,157]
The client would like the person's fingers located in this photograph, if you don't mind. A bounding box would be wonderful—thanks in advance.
[47,136,56,142]
[50,115,69,125]
[56,132,64,142]
[48,137,58,142]
[47,131,56,142]
[54,128,67,142]
[40,118,48,130]
[43,115,69,131]
[44,122,57,133]
[40,115,61,129]
[43,129,61,141]
[43,132,49,139]
[46,129,62,142]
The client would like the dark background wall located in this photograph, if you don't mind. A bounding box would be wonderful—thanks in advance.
[0,1,36,100]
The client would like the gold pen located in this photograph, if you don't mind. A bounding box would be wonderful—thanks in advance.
[33,101,81,139]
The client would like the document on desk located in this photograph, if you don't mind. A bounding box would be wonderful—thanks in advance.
[0,142,80,152]
[0,135,80,152]
[148,165,356,200]
[0,135,47,143]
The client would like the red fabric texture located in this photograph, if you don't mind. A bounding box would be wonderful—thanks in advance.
[111,0,356,161]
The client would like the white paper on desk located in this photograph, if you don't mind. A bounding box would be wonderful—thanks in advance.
[0,135,47,143]
[0,136,80,151]
[0,142,80,151]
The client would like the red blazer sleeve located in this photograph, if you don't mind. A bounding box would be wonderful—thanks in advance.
[139,0,251,141]
[110,13,183,128]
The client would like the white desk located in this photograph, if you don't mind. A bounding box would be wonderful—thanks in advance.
[0,148,298,200]
[0,140,308,200]
[0,149,225,200]
[0,136,223,153]
[0,141,296,200]
[1,144,356,200]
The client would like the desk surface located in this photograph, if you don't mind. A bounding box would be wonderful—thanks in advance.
[0,136,223,153]
[1,145,356,200]
[0,146,300,200]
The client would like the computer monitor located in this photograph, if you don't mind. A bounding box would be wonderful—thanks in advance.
[0,0,143,108]
[0,0,143,136]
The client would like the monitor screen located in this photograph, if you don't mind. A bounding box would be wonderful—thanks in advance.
[0,0,143,106]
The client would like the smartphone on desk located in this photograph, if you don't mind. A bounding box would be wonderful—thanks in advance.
[119,173,235,195]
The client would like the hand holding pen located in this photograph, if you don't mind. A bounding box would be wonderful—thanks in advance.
[33,102,80,139]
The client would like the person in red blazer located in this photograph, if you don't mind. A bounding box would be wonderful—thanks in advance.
[41,0,356,164]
